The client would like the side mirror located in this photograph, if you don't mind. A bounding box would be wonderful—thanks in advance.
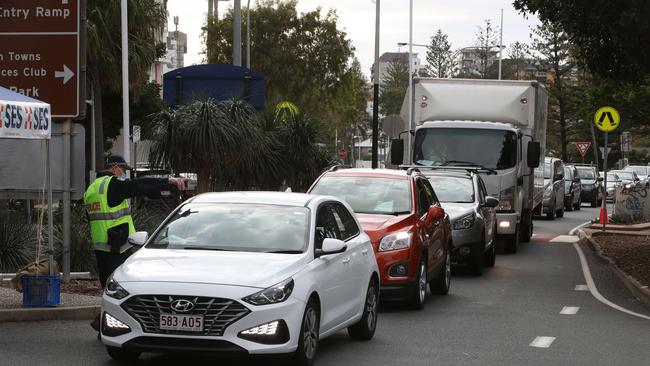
[425,205,445,225]
[390,139,405,165]
[527,141,541,168]
[573,177,581,183]
[484,196,499,208]
[316,238,347,257]
[128,231,149,246]
[597,177,604,182]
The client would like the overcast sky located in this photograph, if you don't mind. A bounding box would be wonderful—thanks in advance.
[166,0,540,77]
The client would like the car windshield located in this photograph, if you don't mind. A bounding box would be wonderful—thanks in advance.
[615,171,634,180]
[607,173,619,181]
[413,128,517,170]
[543,162,552,179]
[310,176,411,215]
[577,169,595,179]
[564,167,573,180]
[148,203,309,253]
[429,176,474,203]
[626,166,647,176]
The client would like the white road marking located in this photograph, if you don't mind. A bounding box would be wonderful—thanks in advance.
[574,285,589,291]
[529,336,556,348]
[560,306,580,315]
[572,243,650,321]
[550,235,580,243]
[569,221,592,235]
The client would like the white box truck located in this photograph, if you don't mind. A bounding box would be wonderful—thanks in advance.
[390,78,547,253]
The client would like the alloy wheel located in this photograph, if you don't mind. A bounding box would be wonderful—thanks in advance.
[365,285,378,331]
[302,307,318,360]
[418,262,427,303]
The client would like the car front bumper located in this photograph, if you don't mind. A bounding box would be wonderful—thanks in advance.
[450,224,484,262]
[100,282,305,355]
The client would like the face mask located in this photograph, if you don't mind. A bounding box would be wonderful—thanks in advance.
[117,174,128,181]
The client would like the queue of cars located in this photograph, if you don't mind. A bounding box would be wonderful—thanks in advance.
[98,165,505,364]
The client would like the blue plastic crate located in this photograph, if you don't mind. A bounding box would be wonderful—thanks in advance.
[22,274,60,307]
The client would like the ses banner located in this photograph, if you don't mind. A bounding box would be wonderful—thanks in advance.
[0,100,51,139]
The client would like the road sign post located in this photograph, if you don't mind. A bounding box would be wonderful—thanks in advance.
[594,106,621,232]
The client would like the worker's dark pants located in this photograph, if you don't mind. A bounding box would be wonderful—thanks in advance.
[95,250,131,288]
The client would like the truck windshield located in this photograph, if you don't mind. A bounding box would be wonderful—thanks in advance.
[413,128,517,170]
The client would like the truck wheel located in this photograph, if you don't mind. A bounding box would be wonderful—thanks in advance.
[520,210,532,243]
[503,224,520,254]
[546,202,556,220]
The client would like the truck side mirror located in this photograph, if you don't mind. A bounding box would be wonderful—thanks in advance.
[390,139,404,165]
[527,141,541,168]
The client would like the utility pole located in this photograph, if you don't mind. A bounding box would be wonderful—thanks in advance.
[120,0,130,166]
[371,0,380,168]
[498,8,503,80]
[407,0,413,161]
[207,0,213,62]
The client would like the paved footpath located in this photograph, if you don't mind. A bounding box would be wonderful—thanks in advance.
[0,205,648,366]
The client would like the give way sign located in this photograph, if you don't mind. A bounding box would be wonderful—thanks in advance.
[575,141,591,158]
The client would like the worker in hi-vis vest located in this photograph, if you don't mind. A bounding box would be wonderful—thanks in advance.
[84,155,184,331]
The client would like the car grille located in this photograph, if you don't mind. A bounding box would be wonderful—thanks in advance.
[121,295,250,336]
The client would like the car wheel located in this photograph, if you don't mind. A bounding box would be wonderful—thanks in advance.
[591,195,597,207]
[469,240,484,276]
[348,278,379,340]
[484,240,496,268]
[408,258,427,310]
[546,202,556,220]
[430,249,451,295]
[556,201,564,218]
[106,346,141,361]
[574,196,581,210]
[293,298,320,366]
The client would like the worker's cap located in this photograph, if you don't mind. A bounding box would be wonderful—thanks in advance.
[105,155,133,170]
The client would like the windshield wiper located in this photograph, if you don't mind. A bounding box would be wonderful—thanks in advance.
[265,250,303,254]
[183,246,234,251]
[390,211,411,216]
[440,161,497,175]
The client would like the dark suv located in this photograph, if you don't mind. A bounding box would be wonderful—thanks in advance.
[575,165,603,207]
[308,167,452,310]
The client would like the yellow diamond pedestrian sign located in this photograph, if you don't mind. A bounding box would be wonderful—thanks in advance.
[594,106,620,133]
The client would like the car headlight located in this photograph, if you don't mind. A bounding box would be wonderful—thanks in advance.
[498,187,514,211]
[243,278,294,305]
[379,231,412,252]
[105,276,130,300]
[453,213,475,230]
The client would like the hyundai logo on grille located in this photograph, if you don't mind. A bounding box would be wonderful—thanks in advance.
[170,299,195,313]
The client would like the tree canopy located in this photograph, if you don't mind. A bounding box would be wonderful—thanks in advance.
[204,0,358,125]
[513,0,650,81]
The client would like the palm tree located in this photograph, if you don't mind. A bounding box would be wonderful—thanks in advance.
[86,0,166,169]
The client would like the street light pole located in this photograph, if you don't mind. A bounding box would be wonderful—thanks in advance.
[246,0,251,69]
[120,0,130,166]
[498,8,504,80]
[233,0,242,66]
[407,0,413,162]
[371,0,380,169]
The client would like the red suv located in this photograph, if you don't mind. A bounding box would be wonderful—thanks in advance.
[308,167,452,309]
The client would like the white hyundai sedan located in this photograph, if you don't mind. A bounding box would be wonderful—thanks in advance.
[100,192,379,366]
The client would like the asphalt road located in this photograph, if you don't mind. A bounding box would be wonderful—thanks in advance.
[1,205,648,366]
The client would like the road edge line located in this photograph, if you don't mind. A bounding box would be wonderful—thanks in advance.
[572,242,650,321]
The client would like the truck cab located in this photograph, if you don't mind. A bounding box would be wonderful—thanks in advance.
[389,79,547,254]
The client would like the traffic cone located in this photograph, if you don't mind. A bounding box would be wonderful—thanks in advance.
[598,207,609,224]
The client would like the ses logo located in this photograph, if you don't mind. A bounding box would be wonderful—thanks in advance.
[0,102,50,136]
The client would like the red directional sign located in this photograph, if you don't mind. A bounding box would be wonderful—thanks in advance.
[0,0,85,118]
[575,141,591,158]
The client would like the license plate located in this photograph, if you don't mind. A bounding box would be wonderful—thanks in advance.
[159,314,204,332]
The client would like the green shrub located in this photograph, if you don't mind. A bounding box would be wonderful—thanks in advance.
[0,220,38,272]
